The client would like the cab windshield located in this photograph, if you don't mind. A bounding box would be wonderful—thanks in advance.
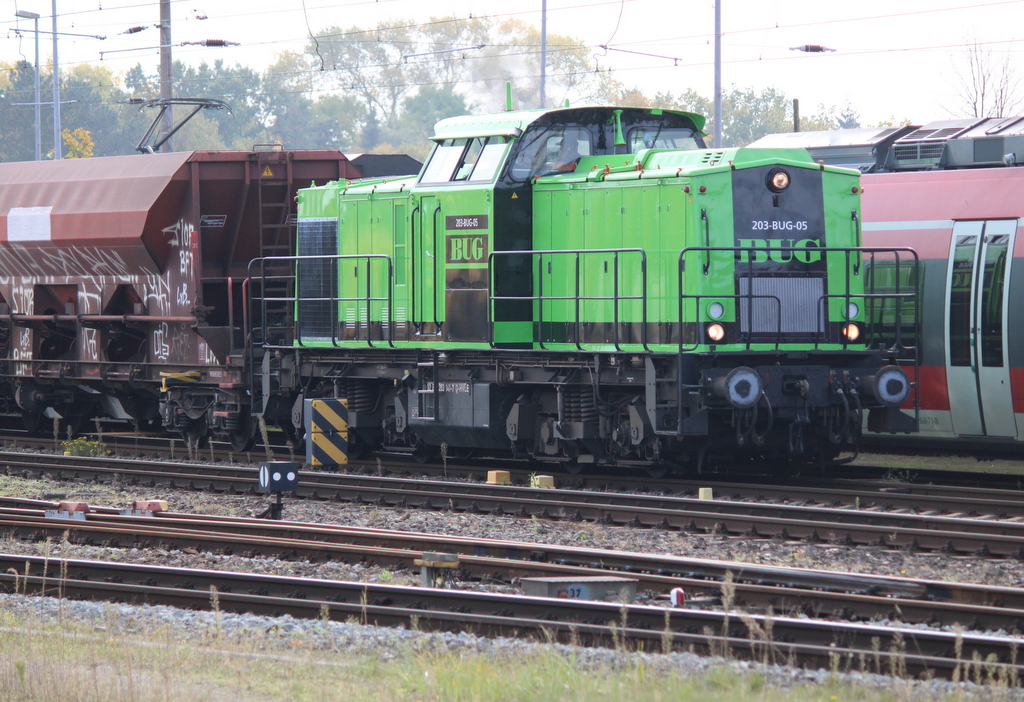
[506,110,703,182]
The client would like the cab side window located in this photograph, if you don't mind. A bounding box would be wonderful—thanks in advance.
[510,127,592,180]
[421,137,509,184]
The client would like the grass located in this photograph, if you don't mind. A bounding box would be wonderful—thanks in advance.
[857,450,1024,477]
[0,601,1007,702]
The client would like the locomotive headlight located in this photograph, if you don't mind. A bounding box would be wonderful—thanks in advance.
[766,168,790,192]
[706,323,725,342]
[842,323,861,341]
[710,366,762,409]
[846,301,860,319]
[860,365,910,407]
[708,301,725,320]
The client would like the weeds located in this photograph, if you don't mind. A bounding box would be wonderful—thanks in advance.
[61,437,103,457]
[257,415,273,462]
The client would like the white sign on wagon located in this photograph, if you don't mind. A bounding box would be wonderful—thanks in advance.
[7,206,53,241]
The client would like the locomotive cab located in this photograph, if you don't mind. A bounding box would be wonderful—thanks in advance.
[406,107,707,345]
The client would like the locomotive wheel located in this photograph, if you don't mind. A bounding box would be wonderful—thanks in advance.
[277,421,306,455]
[645,462,671,479]
[412,442,438,464]
[345,435,372,460]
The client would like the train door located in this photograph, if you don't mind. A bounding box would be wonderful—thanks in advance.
[944,219,1018,437]
[415,195,441,336]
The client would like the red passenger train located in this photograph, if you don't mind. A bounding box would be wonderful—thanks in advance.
[756,118,1024,447]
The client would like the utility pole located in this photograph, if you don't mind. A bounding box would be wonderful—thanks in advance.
[52,0,61,159]
[15,10,41,161]
[714,0,722,148]
[16,6,101,160]
[539,0,547,109]
[160,0,173,151]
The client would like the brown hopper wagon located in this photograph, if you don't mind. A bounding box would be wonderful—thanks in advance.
[0,149,356,449]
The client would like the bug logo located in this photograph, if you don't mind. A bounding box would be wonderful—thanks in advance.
[446,234,489,265]
[736,238,823,263]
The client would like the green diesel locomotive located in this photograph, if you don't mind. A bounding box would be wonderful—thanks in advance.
[250,104,918,474]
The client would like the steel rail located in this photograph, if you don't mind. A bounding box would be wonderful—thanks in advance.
[0,553,1020,679]
[1,504,1023,632]
[6,453,1024,557]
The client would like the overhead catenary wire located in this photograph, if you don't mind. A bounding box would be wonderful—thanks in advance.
[0,0,1021,121]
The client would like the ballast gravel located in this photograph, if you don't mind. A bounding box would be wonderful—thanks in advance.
[1,591,1018,701]
[3,470,1024,699]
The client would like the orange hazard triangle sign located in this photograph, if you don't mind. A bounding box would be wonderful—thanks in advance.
[511,192,518,199]
[261,166,274,177]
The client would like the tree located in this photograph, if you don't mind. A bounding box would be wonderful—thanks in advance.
[312,20,428,135]
[798,102,860,131]
[61,63,133,156]
[653,86,793,146]
[0,61,38,161]
[62,128,94,158]
[836,103,861,129]
[262,51,364,151]
[952,41,1023,118]
[174,60,267,148]
[397,85,469,144]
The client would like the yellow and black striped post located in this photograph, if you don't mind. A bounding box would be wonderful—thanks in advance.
[306,399,349,467]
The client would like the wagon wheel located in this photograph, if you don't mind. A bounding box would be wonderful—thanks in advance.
[180,417,209,450]
[563,461,586,475]
[22,410,43,434]
[229,426,256,453]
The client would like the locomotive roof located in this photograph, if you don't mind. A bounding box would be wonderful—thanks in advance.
[430,105,707,141]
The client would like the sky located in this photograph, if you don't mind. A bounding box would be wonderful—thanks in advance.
[1,0,1022,128]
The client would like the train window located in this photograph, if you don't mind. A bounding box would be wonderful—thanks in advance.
[509,126,593,180]
[420,139,469,183]
[628,127,700,152]
[979,233,1009,367]
[467,137,508,182]
[422,137,509,184]
[453,139,485,181]
[948,235,976,367]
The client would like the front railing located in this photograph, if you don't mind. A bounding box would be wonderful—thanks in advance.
[677,245,920,355]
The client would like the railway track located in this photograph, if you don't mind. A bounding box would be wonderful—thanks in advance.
[0,498,1022,632]
[8,450,1024,559]
[2,551,1021,679]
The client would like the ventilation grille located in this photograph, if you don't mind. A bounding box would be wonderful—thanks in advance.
[892,142,945,162]
[701,151,727,166]
[296,219,337,341]
[739,276,825,336]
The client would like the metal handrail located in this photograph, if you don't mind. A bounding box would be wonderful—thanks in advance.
[678,244,919,353]
[247,254,395,350]
[488,248,648,351]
